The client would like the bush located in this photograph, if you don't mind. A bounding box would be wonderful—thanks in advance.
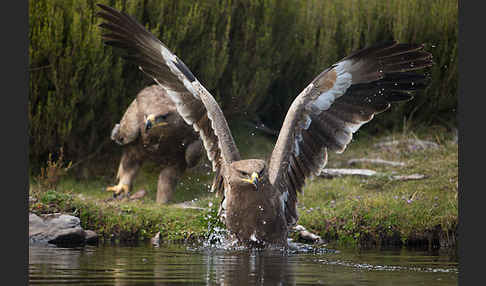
[29,0,457,172]
[33,147,72,192]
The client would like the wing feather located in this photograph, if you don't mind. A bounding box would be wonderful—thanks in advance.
[269,41,433,226]
[97,4,240,194]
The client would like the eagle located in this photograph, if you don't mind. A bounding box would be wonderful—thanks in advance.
[107,84,203,204]
[97,4,433,247]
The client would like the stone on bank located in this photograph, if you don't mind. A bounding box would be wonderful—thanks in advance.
[29,213,98,246]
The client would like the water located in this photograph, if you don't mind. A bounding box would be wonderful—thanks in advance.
[29,242,457,285]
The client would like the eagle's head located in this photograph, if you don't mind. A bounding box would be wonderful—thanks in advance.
[229,159,267,191]
[144,112,171,131]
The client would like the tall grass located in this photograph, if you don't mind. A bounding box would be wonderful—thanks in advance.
[29,0,457,170]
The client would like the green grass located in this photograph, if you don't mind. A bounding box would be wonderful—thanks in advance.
[298,126,458,248]
[30,165,222,242]
[29,125,458,248]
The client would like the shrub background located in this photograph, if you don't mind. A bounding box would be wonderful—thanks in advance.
[28,0,457,172]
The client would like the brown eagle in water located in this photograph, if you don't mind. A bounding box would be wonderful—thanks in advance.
[97,4,433,247]
[107,85,203,204]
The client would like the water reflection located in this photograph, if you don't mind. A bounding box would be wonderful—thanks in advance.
[29,242,458,285]
[201,249,296,285]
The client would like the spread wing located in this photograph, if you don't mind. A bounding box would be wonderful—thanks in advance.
[268,41,433,226]
[97,4,240,194]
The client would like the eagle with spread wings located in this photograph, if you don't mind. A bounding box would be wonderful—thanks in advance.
[97,4,433,247]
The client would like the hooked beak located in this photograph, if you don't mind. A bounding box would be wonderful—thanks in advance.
[242,172,260,188]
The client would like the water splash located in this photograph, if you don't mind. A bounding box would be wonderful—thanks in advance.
[202,226,231,248]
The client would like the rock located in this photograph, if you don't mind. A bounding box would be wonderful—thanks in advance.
[29,213,97,246]
[129,189,147,201]
[173,200,207,210]
[299,230,324,243]
[293,225,306,232]
[318,168,426,182]
[348,158,406,167]
[391,174,426,181]
[374,139,439,152]
[292,225,326,245]
[84,230,99,244]
[318,168,377,178]
[29,213,49,237]
[48,228,86,245]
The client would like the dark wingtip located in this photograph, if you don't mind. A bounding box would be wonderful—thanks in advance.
[173,57,196,82]
[96,3,112,11]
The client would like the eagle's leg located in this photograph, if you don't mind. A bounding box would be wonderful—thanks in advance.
[106,183,130,196]
[107,145,143,197]
[156,165,184,204]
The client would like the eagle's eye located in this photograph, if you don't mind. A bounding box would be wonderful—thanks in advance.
[155,114,168,123]
[238,170,250,177]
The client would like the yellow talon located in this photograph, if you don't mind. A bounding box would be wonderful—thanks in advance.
[106,184,130,196]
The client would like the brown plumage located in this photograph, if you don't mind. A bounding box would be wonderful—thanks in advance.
[97,4,433,247]
[107,85,203,204]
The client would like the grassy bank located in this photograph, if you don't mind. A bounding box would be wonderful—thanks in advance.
[29,125,458,249]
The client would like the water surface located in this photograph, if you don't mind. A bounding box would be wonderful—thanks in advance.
[29,242,457,285]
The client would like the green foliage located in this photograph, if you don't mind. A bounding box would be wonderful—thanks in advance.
[40,189,73,206]
[29,0,133,169]
[29,0,457,169]
[298,128,458,248]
